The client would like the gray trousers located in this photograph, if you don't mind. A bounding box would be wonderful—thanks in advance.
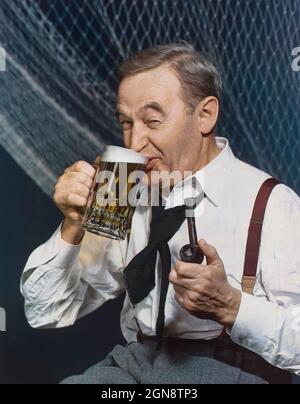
[61,339,268,384]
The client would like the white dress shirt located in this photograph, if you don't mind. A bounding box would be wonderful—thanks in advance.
[21,137,300,375]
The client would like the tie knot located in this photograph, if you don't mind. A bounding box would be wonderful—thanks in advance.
[149,203,186,244]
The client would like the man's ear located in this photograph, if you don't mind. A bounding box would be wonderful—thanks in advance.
[196,96,219,135]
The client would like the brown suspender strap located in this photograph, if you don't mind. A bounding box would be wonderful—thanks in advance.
[242,178,281,295]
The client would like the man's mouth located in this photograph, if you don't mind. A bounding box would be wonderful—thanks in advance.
[145,158,160,173]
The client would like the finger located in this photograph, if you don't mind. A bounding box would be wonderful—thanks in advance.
[174,293,185,306]
[186,290,203,303]
[175,293,213,316]
[174,292,198,311]
[174,260,206,279]
[62,192,88,208]
[169,269,194,290]
[172,283,187,296]
[56,179,91,200]
[198,239,221,265]
[67,172,94,189]
[69,182,91,199]
[69,161,96,180]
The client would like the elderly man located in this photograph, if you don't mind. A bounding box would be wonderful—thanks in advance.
[21,42,300,384]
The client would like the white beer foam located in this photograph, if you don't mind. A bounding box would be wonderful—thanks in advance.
[101,145,147,164]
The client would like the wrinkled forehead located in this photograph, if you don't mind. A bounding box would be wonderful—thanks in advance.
[117,66,182,109]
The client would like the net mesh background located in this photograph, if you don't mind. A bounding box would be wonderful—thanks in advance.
[0,0,299,196]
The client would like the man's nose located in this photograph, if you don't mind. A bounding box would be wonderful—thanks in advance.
[130,125,149,153]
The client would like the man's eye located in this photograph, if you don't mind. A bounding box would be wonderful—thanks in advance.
[147,120,161,126]
[119,121,132,128]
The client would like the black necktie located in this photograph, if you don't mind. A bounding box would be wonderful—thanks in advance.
[123,201,186,348]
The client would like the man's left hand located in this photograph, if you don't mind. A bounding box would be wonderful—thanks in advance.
[169,239,242,328]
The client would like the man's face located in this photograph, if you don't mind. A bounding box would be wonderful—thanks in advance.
[116,65,204,186]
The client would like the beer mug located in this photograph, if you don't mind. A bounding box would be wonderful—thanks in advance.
[82,146,148,240]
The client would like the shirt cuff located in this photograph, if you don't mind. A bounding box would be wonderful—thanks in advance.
[21,222,82,296]
[230,292,278,355]
[22,222,82,273]
[48,222,82,269]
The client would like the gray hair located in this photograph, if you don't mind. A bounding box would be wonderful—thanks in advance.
[117,41,222,114]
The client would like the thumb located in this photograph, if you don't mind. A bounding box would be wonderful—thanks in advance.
[198,239,221,265]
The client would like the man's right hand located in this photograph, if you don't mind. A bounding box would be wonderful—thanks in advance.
[53,160,97,245]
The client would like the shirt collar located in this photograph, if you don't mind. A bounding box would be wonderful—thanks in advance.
[161,137,236,208]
